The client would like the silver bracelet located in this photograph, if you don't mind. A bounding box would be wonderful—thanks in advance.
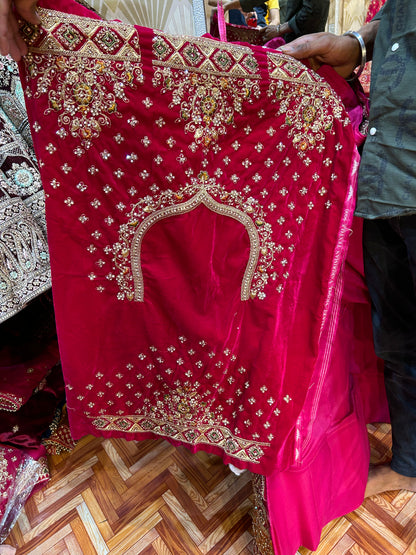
[343,30,367,81]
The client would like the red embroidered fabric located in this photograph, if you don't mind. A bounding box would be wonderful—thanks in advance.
[19,1,360,476]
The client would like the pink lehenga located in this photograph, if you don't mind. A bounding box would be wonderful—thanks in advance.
[17,1,387,552]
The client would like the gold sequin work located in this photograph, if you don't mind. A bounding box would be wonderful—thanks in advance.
[115,173,276,302]
[21,9,143,150]
[152,32,260,149]
[267,52,346,151]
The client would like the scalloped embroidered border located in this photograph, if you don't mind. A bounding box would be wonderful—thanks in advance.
[131,189,260,302]
[90,414,269,463]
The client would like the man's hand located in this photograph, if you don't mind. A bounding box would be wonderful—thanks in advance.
[278,21,380,79]
[278,32,361,78]
[0,0,40,62]
[260,24,280,42]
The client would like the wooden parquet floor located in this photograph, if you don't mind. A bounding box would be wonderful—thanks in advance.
[5,423,416,554]
[6,436,255,555]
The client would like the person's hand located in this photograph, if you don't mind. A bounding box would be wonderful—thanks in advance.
[278,32,362,79]
[260,24,280,43]
[0,0,40,62]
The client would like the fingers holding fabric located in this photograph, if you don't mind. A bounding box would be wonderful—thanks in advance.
[0,0,39,61]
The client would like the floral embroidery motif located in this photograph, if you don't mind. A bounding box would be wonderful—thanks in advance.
[81,334,289,463]
[113,172,276,301]
[21,9,143,150]
[152,34,260,148]
[4,162,41,196]
[267,53,346,151]
[153,68,260,148]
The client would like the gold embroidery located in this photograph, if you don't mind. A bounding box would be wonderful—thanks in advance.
[113,173,276,302]
[153,32,260,78]
[0,392,24,412]
[251,474,275,554]
[152,34,260,148]
[267,53,347,151]
[154,67,260,148]
[91,411,268,463]
[21,9,143,150]
[268,52,320,84]
[131,189,259,302]
[22,9,141,62]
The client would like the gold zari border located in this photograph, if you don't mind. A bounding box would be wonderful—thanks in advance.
[23,8,141,62]
[90,414,269,463]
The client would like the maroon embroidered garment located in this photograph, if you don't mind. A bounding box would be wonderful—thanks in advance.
[19,1,360,476]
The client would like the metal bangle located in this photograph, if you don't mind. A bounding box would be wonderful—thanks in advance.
[343,30,367,81]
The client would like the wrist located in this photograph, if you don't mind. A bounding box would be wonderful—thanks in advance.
[278,22,290,35]
[343,30,367,81]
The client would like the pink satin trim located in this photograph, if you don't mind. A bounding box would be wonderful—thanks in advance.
[217,0,227,42]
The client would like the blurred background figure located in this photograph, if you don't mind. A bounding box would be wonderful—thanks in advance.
[208,0,280,29]
[261,0,330,43]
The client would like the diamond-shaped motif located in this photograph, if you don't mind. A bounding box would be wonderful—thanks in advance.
[92,418,107,429]
[114,418,132,430]
[282,61,302,78]
[184,430,199,442]
[141,419,154,430]
[211,50,234,72]
[224,438,239,452]
[241,54,259,74]
[92,27,123,55]
[54,23,86,51]
[153,37,172,60]
[248,445,265,459]
[207,429,224,443]
[180,43,204,67]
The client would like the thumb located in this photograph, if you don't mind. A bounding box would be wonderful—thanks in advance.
[15,1,40,25]
[278,39,312,59]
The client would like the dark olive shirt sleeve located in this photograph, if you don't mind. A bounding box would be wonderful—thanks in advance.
[286,0,330,37]
[357,0,416,218]
[239,0,267,11]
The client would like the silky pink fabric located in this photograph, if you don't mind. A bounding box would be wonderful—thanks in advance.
[263,67,387,555]
[265,229,388,554]
[16,2,386,553]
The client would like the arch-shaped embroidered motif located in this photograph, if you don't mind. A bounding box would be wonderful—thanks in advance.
[130,189,260,302]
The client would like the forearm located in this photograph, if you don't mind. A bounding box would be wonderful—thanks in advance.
[220,1,243,12]
[268,8,280,26]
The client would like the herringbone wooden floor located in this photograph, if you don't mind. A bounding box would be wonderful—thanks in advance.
[5,424,416,554]
[6,436,255,554]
